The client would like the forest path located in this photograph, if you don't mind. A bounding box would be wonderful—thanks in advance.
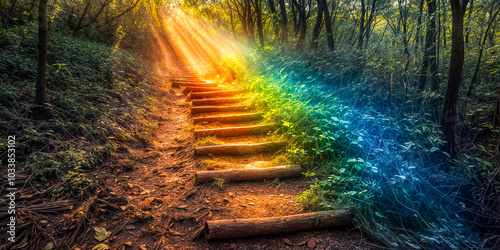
[167,68,382,249]
[68,69,382,249]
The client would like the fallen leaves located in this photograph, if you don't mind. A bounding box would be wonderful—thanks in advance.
[94,227,111,242]
[92,243,110,250]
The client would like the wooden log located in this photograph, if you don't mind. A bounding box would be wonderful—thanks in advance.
[172,81,217,88]
[174,76,198,80]
[196,141,286,156]
[196,165,302,183]
[190,90,244,100]
[191,105,248,114]
[204,210,352,240]
[194,124,275,137]
[183,86,224,94]
[192,97,246,106]
[193,113,264,124]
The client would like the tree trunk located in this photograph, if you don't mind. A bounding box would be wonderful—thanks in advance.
[204,210,352,240]
[278,0,288,42]
[254,0,265,47]
[419,0,439,92]
[464,0,473,44]
[35,0,48,105]
[466,6,500,97]
[310,0,324,49]
[291,0,307,49]
[427,0,440,120]
[442,0,447,47]
[357,0,365,48]
[493,88,500,127]
[441,0,464,158]
[415,0,424,54]
[268,0,279,40]
[322,0,334,50]
[398,0,409,82]
[196,165,302,182]
[245,0,255,42]
[227,1,236,37]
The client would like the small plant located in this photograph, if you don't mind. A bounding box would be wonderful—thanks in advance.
[212,177,226,190]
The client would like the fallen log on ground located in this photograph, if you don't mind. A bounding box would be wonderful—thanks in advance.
[195,165,302,183]
[172,81,218,88]
[183,86,223,94]
[194,124,275,137]
[190,90,244,100]
[192,97,246,106]
[196,141,286,156]
[193,113,264,124]
[204,210,352,240]
[191,105,248,114]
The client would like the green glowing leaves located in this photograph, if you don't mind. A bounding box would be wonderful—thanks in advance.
[375,212,386,218]
[282,120,293,128]
[347,158,365,171]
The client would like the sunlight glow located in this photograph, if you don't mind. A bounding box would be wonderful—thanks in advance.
[149,6,242,75]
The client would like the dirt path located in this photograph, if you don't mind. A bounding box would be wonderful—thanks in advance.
[68,72,383,250]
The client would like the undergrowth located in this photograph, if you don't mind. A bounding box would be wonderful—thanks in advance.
[0,25,159,201]
[210,47,500,249]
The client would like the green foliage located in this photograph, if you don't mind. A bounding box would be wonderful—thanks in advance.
[0,25,154,200]
[216,47,493,249]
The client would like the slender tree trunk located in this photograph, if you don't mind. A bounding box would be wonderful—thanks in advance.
[357,0,365,48]
[488,14,496,46]
[466,6,500,97]
[292,2,299,36]
[291,0,307,49]
[493,88,500,127]
[254,0,265,47]
[464,0,473,44]
[398,0,409,82]
[245,0,255,42]
[415,0,424,54]
[442,0,447,47]
[310,0,324,49]
[441,0,464,158]
[419,0,439,91]
[279,0,288,42]
[35,0,48,105]
[227,1,236,37]
[323,0,334,50]
[428,0,441,120]
[437,0,441,66]
[363,0,377,48]
[268,0,279,40]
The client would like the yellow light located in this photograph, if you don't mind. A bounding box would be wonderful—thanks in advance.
[149,5,242,77]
